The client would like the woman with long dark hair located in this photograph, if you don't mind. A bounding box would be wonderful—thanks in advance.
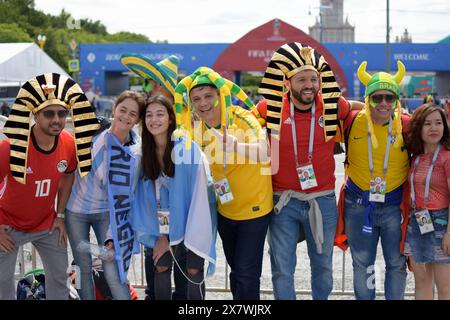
[132,95,216,300]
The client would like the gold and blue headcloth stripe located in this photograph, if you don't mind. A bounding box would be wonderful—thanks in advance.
[258,42,341,141]
[120,54,179,96]
[3,73,100,184]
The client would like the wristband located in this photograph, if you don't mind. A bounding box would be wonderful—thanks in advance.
[56,212,65,219]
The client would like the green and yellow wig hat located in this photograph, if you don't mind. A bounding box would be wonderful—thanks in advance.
[3,73,100,184]
[357,60,406,149]
[258,42,341,141]
[173,66,263,146]
[120,54,179,96]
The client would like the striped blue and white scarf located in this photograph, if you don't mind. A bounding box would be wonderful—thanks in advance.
[105,132,140,284]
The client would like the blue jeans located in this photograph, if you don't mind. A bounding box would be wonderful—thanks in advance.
[0,228,68,300]
[218,213,270,300]
[405,208,450,264]
[344,193,407,300]
[268,193,337,300]
[144,245,188,300]
[65,210,131,300]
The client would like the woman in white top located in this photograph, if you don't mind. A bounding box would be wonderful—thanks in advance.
[65,91,145,300]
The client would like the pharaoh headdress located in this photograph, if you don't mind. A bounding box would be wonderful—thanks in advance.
[258,42,341,141]
[3,73,100,183]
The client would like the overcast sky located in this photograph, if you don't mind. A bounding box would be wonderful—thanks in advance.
[34,0,449,43]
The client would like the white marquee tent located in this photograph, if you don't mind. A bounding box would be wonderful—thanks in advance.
[0,42,68,85]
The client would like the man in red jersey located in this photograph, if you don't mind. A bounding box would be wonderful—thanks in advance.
[0,73,99,300]
[257,42,363,300]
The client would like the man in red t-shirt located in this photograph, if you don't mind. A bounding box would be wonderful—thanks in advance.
[256,42,363,300]
[0,73,99,300]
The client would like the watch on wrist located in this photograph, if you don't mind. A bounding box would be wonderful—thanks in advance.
[56,212,65,219]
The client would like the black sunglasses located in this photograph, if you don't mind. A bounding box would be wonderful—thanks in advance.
[41,109,70,119]
[370,94,397,104]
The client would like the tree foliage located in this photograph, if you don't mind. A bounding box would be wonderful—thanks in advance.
[0,0,154,68]
[0,23,33,42]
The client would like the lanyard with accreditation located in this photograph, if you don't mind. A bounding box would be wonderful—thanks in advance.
[213,113,234,205]
[409,144,441,234]
[367,118,393,203]
[155,175,170,235]
[290,101,318,190]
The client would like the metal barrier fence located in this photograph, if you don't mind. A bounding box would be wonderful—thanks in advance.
[16,242,416,299]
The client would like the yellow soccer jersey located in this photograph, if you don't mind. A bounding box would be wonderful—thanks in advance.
[346,110,409,192]
[197,106,273,220]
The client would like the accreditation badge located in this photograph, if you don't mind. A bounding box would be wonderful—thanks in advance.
[296,163,318,190]
[214,177,234,205]
[158,210,170,235]
[414,209,434,235]
[369,176,386,203]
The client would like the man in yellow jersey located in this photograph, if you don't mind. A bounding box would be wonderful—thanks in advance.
[120,54,188,300]
[174,67,273,300]
[340,61,410,300]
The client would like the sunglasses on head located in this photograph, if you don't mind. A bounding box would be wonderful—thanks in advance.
[370,94,397,104]
[41,109,70,119]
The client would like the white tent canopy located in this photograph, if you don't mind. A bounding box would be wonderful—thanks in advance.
[0,43,68,84]
[0,114,7,140]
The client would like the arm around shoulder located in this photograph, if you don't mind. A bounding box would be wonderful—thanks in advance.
[348,100,365,111]
[256,99,268,125]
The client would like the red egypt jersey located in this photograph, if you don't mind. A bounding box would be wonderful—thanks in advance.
[0,130,77,232]
[257,93,350,192]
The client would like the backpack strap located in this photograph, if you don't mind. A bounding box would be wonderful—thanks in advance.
[343,110,360,166]
[400,113,411,159]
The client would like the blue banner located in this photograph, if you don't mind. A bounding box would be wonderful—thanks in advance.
[105,132,138,284]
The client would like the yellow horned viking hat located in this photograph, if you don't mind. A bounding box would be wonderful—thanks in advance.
[357,60,406,149]
[3,73,100,183]
[258,42,341,141]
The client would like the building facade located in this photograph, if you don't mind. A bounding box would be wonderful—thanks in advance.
[309,0,355,43]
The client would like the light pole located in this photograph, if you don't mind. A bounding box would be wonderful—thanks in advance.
[386,0,391,72]
[37,34,46,49]
[320,9,323,43]
[69,38,79,81]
